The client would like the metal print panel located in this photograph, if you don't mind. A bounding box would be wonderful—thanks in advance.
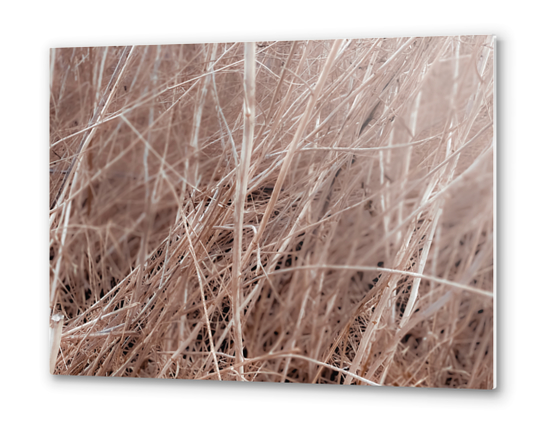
[49,36,495,388]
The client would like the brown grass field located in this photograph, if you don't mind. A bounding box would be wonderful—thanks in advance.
[49,36,494,388]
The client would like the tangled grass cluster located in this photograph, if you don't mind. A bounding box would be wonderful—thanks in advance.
[49,36,494,388]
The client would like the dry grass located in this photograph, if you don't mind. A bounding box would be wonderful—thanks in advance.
[49,36,494,388]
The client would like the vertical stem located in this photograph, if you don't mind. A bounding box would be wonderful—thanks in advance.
[49,48,56,91]
[232,42,256,377]
[49,313,64,374]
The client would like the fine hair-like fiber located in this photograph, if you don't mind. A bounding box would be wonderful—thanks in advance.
[49,36,494,388]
